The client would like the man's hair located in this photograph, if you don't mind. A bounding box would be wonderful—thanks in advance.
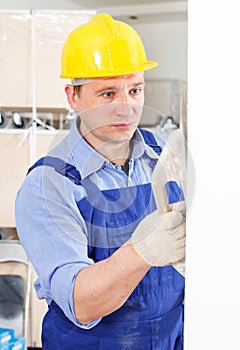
[73,85,82,96]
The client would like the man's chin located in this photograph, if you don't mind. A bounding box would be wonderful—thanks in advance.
[108,129,136,143]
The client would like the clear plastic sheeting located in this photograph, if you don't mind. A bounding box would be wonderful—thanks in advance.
[0,10,95,109]
[151,129,187,276]
[141,79,187,138]
[0,10,95,228]
[0,275,25,336]
[152,129,186,213]
[0,12,32,108]
[34,11,94,108]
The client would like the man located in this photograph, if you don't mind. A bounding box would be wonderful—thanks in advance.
[15,14,185,349]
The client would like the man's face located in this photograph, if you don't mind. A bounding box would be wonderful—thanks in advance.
[66,73,145,148]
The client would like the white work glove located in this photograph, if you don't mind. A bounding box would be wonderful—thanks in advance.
[131,202,185,267]
[169,202,186,275]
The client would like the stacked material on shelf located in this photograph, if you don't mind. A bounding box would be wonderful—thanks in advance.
[0,328,26,350]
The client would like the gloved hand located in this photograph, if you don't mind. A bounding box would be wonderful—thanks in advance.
[131,202,185,267]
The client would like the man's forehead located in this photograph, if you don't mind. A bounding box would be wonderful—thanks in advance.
[102,72,144,81]
[90,73,145,87]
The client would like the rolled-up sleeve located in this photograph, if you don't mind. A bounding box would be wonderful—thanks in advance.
[15,167,101,329]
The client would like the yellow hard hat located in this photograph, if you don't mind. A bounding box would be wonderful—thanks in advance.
[60,13,158,79]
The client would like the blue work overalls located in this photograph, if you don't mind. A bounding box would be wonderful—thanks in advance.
[28,129,185,350]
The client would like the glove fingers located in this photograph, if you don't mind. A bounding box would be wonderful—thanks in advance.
[169,201,186,217]
[175,239,186,250]
[171,222,186,238]
[169,246,185,264]
[164,211,185,231]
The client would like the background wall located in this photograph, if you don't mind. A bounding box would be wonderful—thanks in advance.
[135,21,187,81]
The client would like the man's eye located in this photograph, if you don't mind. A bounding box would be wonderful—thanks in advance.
[103,91,114,98]
[130,88,142,95]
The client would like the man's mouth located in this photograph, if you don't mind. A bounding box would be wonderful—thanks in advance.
[113,122,133,130]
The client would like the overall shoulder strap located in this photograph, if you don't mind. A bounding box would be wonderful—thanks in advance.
[138,128,162,156]
[26,156,82,185]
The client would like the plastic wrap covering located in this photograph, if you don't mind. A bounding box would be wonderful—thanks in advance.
[0,11,95,109]
[141,79,187,139]
[152,129,186,212]
[0,276,24,336]
[151,129,187,276]
[0,11,95,228]
[0,12,32,108]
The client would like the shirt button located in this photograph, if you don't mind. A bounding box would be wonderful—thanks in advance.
[149,160,157,169]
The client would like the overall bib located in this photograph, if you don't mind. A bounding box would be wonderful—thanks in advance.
[28,129,185,350]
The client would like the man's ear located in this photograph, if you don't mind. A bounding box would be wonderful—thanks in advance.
[65,84,77,109]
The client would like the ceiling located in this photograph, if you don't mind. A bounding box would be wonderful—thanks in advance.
[0,0,187,24]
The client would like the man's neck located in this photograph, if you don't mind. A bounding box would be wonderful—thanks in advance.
[80,133,131,166]
[94,140,131,166]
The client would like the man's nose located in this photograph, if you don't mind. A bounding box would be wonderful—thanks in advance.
[114,93,133,117]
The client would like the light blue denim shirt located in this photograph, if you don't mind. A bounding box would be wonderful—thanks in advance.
[15,117,166,329]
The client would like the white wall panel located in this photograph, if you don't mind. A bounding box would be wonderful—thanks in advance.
[134,21,187,81]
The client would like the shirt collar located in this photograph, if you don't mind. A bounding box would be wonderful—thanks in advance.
[65,117,159,179]
[132,128,161,160]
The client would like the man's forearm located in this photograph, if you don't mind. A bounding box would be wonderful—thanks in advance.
[73,240,150,324]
